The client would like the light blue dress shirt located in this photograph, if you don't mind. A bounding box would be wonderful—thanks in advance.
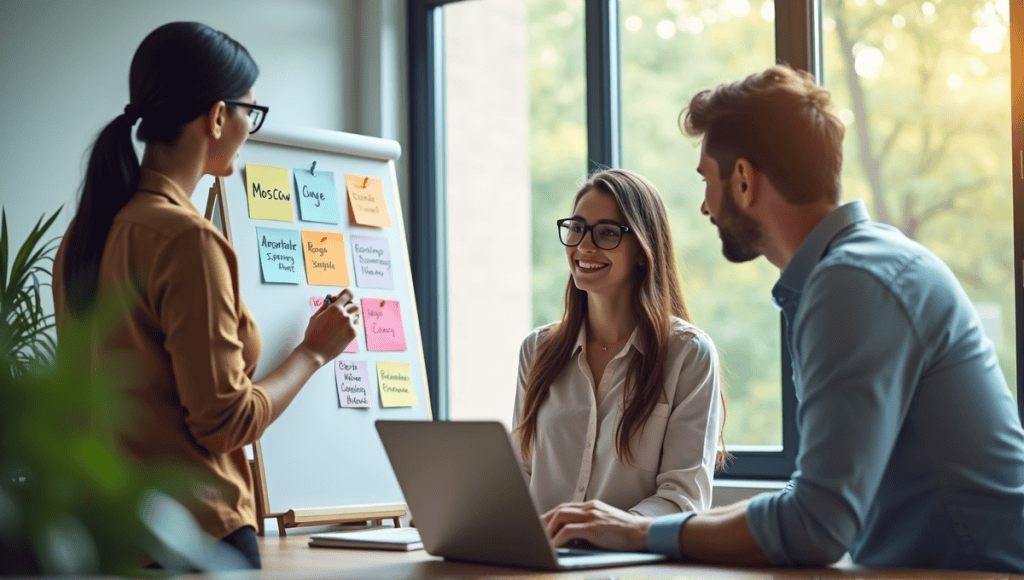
[740,200,1024,572]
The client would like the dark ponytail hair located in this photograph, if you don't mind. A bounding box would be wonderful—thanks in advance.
[63,22,259,315]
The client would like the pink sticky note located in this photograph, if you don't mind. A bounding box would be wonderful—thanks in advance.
[361,298,406,352]
[310,295,326,311]
[310,295,359,353]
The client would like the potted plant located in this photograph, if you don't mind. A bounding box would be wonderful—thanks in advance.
[0,209,219,575]
[0,208,61,379]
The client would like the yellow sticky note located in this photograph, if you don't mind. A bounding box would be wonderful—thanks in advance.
[346,174,392,228]
[301,231,350,286]
[246,164,294,222]
[377,361,417,407]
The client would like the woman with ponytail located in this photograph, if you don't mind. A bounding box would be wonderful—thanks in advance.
[51,22,360,569]
[513,169,726,521]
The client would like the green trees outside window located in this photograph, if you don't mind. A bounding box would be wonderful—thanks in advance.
[527,0,1015,448]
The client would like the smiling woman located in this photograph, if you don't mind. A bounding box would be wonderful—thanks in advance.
[512,168,727,520]
[561,192,640,297]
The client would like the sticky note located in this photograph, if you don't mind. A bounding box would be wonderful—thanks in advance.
[336,360,373,408]
[310,296,358,353]
[361,298,406,351]
[301,231,350,286]
[245,164,294,222]
[377,361,417,407]
[255,227,303,284]
[294,167,340,224]
[346,174,392,228]
[351,235,394,289]
[309,295,326,311]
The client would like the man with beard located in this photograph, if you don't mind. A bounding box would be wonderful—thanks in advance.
[540,65,1024,573]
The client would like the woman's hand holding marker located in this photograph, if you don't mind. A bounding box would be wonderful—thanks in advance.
[302,287,361,366]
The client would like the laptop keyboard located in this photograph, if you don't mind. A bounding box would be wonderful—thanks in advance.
[556,547,602,557]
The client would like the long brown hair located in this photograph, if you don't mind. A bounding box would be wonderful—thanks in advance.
[516,169,727,468]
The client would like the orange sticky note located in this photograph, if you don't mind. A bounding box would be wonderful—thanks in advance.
[301,231,350,286]
[245,164,294,222]
[345,174,392,228]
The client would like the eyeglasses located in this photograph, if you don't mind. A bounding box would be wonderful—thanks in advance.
[557,218,632,250]
[222,99,269,134]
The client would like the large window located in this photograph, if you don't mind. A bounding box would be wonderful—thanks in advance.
[619,1,782,448]
[527,0,589,332]
[411,0,1023,479]
[441,0,587,427]
[820,0,1016,398]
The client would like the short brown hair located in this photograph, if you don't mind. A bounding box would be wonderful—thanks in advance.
[681,65,844,205]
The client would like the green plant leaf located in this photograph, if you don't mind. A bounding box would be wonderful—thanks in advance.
[71,435,129,496]
[6,210,61,314]
[1,207,62,377]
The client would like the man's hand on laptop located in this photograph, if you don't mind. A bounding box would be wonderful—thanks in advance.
[542,500,651,552]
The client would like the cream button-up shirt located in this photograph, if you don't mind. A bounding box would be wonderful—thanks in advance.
[513,317,722,517]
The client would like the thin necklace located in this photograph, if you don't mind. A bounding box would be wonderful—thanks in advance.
[599,336,627,352]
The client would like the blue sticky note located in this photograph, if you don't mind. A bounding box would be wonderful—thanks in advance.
[294,168,341,224]
[255,226,304,284]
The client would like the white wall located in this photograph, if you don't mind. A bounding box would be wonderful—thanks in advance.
[0,0,406,255]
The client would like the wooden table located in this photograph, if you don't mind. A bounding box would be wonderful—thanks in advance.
[255,529,1023,580]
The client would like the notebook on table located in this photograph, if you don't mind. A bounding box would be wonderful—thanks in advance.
[375,420,667,571]
[309,527,423,551]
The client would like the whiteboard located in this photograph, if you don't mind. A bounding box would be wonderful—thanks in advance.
[216,124,431,516]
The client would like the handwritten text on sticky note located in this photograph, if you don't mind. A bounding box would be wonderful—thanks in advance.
[351,235,394,289]
[245,164,294,222]
[309,295,326,311]
[336,360,373,408]
[377,361,417,407]
[346,174,392,228]
[294,167,340,224]
[256,227,303,284]
[361,298,406,351]
[301,231,350,286]
[310,296,358,353]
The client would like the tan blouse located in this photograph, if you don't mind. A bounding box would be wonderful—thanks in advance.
[52,169,272,539]
[513,317,722,517]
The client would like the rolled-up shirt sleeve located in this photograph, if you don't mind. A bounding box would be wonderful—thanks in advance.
[632,332,722,517]
[746,266,924,565]
[154,228,272,455]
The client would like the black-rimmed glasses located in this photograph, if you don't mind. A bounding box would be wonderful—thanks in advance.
[557,218,632,250]
[223,99,269,134]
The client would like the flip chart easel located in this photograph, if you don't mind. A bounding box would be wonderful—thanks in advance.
[202,126,430,536]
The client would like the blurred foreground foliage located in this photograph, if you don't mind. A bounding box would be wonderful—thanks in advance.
[0,208,193,575]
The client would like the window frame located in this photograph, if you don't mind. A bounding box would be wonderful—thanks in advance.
[408,0,452,420]
[408,0,1024,480]
[1013,0,1024,427]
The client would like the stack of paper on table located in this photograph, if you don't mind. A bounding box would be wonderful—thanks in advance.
[308,527,423,551]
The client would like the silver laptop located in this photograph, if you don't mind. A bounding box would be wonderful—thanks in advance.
[375,420,667,570]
